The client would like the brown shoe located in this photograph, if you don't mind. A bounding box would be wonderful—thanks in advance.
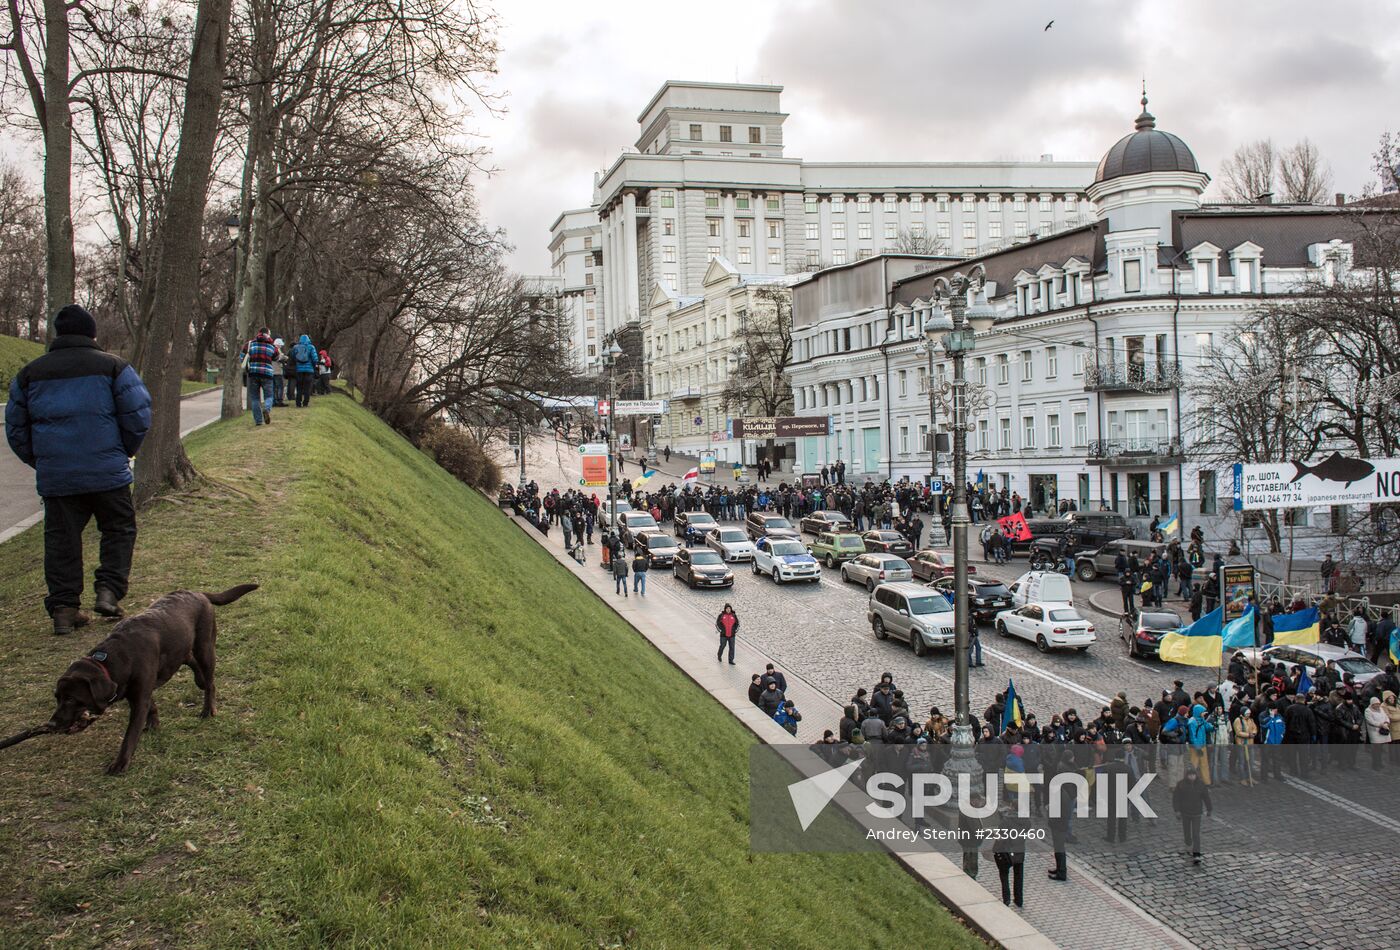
[52,607,93,636]
[94,588,123,618]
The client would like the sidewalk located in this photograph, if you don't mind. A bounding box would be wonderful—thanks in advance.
[501,503,1196,950]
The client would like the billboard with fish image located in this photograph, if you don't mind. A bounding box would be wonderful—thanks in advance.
[1233,453,1400,510]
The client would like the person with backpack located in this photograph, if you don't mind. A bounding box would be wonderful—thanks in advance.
[290,334,319,407]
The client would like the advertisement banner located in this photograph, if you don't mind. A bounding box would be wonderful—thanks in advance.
[1233,454,1400,510]
[580,453,608,487]
[1221,564,1255,624]
[732,416,832,439]
[615,399,667,416]
[699,451,717,474]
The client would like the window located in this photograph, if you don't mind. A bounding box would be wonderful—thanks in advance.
[707,245,721,261]
[1195,332,1213,361]
[662,245,676,264]
[1199,471,1217,515]
[1021,350,1033,382]
[662,218,674,236]
[1123,258,1142,293]
[1065,194,1077,212]
[988,193,1001,210]
[900,426,910,454]
[884,221,897,239]
[1331,505,1347,534]
[584,273,593,286]
[1073,411,1087,447]
[898,370,908,396]
[1047,414,1061,447]
[749,126,762,144]
[1022,416,1036,448]
[807,249,820,267]
[768,247,781,265]
[735,192,750,210]
[1195,260,1211,293]
[857,194,871,212]
[962,221,976,241]
[910,193,924,211]
[582,236,592,250]
[690,123,702,140]
[858,221,871,240]
[1046,346,1058,377]
[1013,194,1026,212]
[806,222,818,241]
[707,218,721,238]
[999,418,1012,449]
[738,246,752,264]
[831,194,845,212]
[997,354,1009,385]
[975,357,987,385]
[768,220,781,239]
[989,220,1002,239]
[704,191,719,209]
[660,190,675,209]
[936,195,949,212]
[750,153,761,158]
[719,125,732,143]
[978,418,989,451]
[1074,349,1086,375]
[766,195,780,212]
[805,194,818,213]
[937,221,951,239]
[832,248,847,265]
[856,247,873,260]
[1014,221,1027,238]
[1039,194,1052,212]
[832,222,846,240]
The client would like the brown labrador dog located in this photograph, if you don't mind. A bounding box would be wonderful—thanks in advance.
[46,584,258,775]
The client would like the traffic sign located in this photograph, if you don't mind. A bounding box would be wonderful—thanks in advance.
[597,399,610,417]
[930,479,945,494]
[693,415,703,426]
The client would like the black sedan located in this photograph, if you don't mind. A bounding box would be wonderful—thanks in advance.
[930,576,1013,623]
[1120,609,1182,659]
[674,511,719,540]
[861,530,913,558]
[799,510,853,535]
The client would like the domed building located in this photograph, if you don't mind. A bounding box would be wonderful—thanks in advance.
[787,91,1374,554]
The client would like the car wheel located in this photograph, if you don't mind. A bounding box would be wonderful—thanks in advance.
[865,577,876,593]
[912,631,928,657]
[772,568,782,584]
[826,554,836,569]
[873,617,888,640]
[840,568,849,583]
[1076,563,1097,582]
[1125,629,1139,658]
[751,561,759,575]
[996,620,1009,638]
[1036,634,1050,653]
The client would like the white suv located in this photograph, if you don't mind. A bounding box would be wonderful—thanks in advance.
[751,537,820,584]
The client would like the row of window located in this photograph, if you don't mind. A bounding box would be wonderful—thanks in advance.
[687,123,764,145]
[652,189,1080,214]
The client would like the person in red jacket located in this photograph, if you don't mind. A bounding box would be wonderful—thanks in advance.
[716,604,739,664]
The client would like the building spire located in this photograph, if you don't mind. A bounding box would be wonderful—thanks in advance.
[1135,79,1155,131]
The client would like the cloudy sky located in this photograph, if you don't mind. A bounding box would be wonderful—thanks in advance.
[476,0,1400,274]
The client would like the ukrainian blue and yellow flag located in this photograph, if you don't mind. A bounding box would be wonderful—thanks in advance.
[632,468,658,488]
[1001,678,1025,732]
[1160,511,1180,535]
[1390,628,1400,667]
[1221,605,1257,649]
[1271,606,1320,646]
[1159,607,1225,666]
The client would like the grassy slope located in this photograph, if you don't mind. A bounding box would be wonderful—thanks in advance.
[0,333,45,395]
[0,395,978,948]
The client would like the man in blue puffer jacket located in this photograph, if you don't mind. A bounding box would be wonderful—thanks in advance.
[5,305,152,634]
[290,333,318,408]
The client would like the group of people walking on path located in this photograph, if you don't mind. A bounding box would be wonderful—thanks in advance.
[239,328,333,425]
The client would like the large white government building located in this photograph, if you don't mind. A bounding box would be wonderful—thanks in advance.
[548,81,1097,370]
[788,96,1366,544]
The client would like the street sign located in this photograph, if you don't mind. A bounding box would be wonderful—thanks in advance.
[616,399,667,416]
[596,399,610,417]
[578,442,607,455]
[732,416,831,438]
[930,479,944,494]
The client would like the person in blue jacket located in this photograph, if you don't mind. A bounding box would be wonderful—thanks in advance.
[5,305,151,633]
[290,334,319,407]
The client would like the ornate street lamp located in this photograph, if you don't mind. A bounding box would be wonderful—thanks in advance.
[603,341,624,528]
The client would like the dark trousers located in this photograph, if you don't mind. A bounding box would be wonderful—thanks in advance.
[994,853,1024,906]
[717,634,735,663]
[43,486,137,615]
[1180,815,1202,856]
[296,371,314,406]
[272,374,285,404]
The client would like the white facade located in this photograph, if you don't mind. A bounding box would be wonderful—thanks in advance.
[546,208,602,369]
[550,81,1097,373]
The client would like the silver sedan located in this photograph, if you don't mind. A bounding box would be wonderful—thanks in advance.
[840,553,913,592]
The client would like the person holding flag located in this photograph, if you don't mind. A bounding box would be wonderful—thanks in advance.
[1160,511,1180,536]
[1001,679,1025,734]
[681,467,699,485]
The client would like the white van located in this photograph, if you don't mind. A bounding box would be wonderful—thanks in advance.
[1009,570,1074,609]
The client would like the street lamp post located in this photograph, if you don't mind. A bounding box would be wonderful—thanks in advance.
[603,342,623,530]
[932,274,998,780]
[921,321,940,489]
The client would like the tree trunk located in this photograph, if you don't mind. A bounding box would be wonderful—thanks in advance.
[134,0,233,505]
[41,0,74,322]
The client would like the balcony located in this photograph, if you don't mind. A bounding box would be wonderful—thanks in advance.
[1083,358,1182,393]
[1086,438,1186,466]
[671,387,704,401]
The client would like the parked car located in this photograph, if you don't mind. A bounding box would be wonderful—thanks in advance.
[1062,509,1134,537]
[909,549,978,581]
[707,527,757,562]
[600,498,632,528]
[1009,570,1075,608]
[1236,643,1382,687]
[800,510,854,535]
[861,530,914,558]
[674,510,719,541]
[745,512,801,542]
[995,602,1096,653]
[634,529,679,568]
[1072,538,1169,582]
[810,531,867,568]
[840,553,913,591]
[751,537,821,584]
[617,510,659,548]
[1120,609,1183,658]
[867,582,957,656]
[672,547,734,589]
[929,576,1013,623]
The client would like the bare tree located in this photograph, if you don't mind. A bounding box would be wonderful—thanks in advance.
[1218,139,1277,203]
[888,228,949,255]
[720,284,794,463]
[1278,139,1333,204]
[0,164,45,338]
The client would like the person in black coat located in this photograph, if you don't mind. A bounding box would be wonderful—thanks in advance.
[748,674,764,708]
[758,680,785,717]
[1172,766,1213,864]
[838,705,860,742]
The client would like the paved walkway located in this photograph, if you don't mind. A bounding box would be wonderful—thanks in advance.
[0,388,224,542]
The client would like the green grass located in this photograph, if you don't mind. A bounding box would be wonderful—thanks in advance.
[0,332,45,395]
[180,379,217,395]
[0,395,979,948]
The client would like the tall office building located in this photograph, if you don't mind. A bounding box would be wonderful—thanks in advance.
[549,81,1097,371]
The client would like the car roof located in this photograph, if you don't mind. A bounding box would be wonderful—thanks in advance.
[881,582,947,598]
[868,552,908,562]
[1267,643,1357,660]
[1028,602,1083,612]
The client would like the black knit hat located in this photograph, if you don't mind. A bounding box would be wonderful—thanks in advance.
[53,305,97,339]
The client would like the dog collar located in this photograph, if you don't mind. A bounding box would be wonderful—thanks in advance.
[82,653,119,702]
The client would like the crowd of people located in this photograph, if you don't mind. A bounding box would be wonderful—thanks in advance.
[239,327,334,425]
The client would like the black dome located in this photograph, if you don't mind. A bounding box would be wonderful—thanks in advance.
[1094,96,1198,184]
